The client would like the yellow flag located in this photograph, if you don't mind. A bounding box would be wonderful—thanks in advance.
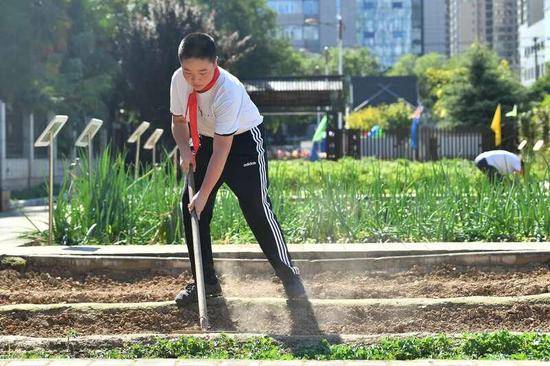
[491,104,502,146]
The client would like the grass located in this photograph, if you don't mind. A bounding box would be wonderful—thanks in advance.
[31,148,549,245]
[1,331,550,360]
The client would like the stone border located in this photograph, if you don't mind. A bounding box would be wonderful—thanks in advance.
[5,243,550,259]
[2,250,549,277]
[2,293,550,314]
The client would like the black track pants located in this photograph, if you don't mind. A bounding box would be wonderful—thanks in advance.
[181,123,300,285]
[476,157,504,183]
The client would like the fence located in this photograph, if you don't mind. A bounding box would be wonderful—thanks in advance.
[329,124,517,161]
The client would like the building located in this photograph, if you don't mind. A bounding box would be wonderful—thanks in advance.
[355,0,424,68]
[518,0,546,85]
[449,0,519,69]
[423,0,449,55]
[268,0,432,68]
[266,0,357,53]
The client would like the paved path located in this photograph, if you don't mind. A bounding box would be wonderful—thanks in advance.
[0,360,547,365]
[0,206,48,253]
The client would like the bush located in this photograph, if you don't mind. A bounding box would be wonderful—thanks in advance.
[346,100,413,131]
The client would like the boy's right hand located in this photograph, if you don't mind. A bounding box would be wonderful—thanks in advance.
[179,146,195,174]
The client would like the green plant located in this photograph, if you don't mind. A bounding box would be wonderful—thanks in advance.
[36,154,549,245]
[5,332,549,360]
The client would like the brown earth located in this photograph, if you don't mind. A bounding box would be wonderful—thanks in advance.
[1,300,549,337]
[0,263,549,305]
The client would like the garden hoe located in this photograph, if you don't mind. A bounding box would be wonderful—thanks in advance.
[186,163,209,331]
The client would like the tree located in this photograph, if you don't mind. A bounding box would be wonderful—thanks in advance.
[528,66,550,104]
[117,0,253,131]
[294,47,380,76]
[52,0,118,121]
[437,44,525,127]
[387,53,448,110]
[386,54,417,76]
[194,0,302,78]
[0,0,69,109]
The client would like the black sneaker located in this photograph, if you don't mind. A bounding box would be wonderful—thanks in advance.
[282,277,307,299]
[175,282,222,307]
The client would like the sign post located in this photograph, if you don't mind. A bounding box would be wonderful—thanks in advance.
[127,121,150,179]
[168,146,179,174]
[143,128,164,166]
[75,118,103,183]
[34,115,69,245]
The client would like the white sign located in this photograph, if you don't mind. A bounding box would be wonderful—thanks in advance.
[75,118,103,147]
[34,115,69,147]
[127,121,150,143]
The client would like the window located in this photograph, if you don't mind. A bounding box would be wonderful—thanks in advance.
[303,0,319,15]
[392,1,403,9]
[363,1,375,10]
[364,20,375,31]
[393,31,404,38]
[282,25,302,40]
[267,0,302,14]
[303,25,319,40]
[364,31,375,38]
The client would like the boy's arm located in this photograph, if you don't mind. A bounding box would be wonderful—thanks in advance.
[199,134,233,197]
[187,133,233,218]
[171,115,194,173]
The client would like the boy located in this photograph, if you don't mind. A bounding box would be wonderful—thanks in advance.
[170,33,305,306]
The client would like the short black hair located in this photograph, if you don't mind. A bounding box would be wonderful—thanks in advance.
[178,33,216,62]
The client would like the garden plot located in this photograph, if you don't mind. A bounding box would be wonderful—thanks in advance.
[1,263,549,305]
[1,261,549,337]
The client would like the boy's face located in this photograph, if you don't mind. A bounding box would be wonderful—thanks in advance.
[181,57,217,91]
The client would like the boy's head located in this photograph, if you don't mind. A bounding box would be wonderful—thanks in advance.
[178,33,217,91]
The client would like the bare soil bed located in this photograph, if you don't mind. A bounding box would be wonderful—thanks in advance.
[1,299,549,337]
[1,263,549,305]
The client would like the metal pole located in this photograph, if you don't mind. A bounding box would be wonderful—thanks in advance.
[336,0,343,76]
[187,166,209,331]
[337,15,343,75]
[135,135,140,180]
[88,137,93,183]
[152,145,156,166]
[28,113,34,190]
[48,132,54,246]
[336,1,344,158]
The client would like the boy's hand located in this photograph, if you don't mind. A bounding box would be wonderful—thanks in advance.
[188,190,207,219]
[179,146,195,174]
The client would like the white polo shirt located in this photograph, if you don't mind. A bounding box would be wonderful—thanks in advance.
[170,66,263,137]
[474,150,522,174]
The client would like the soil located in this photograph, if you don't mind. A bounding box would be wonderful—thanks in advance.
[1,300,549,337]
[0,263,549,305]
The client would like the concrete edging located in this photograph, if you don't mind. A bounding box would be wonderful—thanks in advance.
[2,293,550,314]
[2,250,549,276]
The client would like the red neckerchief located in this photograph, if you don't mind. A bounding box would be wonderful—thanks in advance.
[184,66,220,154]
